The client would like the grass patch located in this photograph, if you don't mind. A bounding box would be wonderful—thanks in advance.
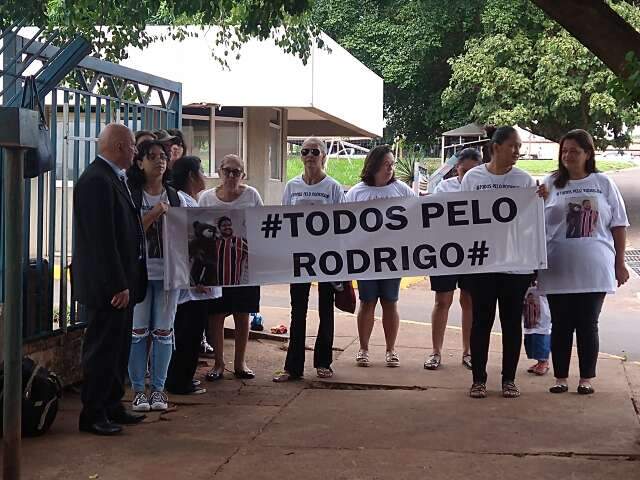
[286,156,635,186]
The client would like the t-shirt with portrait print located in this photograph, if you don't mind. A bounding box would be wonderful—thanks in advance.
[537,173,629,294]
[282,175,345,206]
[140,190,188,280]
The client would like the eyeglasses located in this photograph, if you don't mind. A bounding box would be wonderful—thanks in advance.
[221,167,244,177]
[147,153,167,163]
[301,148,321,157]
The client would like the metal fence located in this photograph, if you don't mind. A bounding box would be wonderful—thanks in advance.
[0,27,182,339]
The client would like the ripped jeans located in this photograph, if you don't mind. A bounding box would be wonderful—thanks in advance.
[128,280,180,392]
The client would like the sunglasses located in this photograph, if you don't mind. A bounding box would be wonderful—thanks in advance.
[221,167,244,178]
[301,148,321,157]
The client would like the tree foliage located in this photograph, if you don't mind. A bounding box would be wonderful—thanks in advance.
[311,0,484,145]
[442,0,640,149]
[0,0,321,64]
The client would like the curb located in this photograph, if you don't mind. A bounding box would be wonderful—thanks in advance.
[224,326,289,342]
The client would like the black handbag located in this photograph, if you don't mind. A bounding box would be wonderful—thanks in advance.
[20,76,54,179]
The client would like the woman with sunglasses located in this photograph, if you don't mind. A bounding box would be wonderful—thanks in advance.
[273,137,345,382]
[127,140,185,412]
[198,154,263,381]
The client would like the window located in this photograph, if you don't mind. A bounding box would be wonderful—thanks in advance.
[182,108,246,177]
[215,120,243,172]
[182,117,211,174]
[269,108,283,180]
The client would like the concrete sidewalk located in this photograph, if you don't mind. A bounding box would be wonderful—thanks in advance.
[8,305,640,479]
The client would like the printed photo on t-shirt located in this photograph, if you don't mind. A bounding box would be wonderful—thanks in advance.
[141,204,164,259]
[565,196,599,239]
[187,208,249,287]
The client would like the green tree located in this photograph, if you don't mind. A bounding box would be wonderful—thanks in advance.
[0,0,321,64]
[442,0,640,149]
[311,0,484,145]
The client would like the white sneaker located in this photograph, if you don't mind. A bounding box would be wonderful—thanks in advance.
[356,349,370,367]
[149,390,169,411]
[385,351,400,368]
[132,392,150,412]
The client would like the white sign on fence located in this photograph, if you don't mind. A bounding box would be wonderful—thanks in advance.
[164,188,547,288]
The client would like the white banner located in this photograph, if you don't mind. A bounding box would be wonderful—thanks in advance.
[164,188,547,288]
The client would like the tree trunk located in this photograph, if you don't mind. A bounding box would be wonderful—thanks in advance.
[531,0,640,78]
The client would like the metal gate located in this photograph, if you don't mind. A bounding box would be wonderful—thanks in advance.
[0,27,182,339]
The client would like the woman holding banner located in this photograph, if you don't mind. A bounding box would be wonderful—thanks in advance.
[199,154,263,381]
[345,145,416,368]
[165,155,221,395]
[424,148,482,371]
[460,126,536,399]
[537,129,629,395]
[273,137,345,381]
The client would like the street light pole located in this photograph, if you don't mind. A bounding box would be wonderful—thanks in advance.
[2,147,25,480]
[0,106,39,480]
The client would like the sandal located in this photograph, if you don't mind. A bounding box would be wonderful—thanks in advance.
[356,349,370,367]
[272,371,301,383]
[424,353,441,370]
[532,363,549,376]
[462,354,472,370]
[234,369,256,379]
[316,367,334,378]
[549,383,569,394]
[205,368,224,382]
[502,381,521,398]
[469,382,487,399]
[385,351,400,368]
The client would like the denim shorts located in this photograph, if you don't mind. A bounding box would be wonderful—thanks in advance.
[357,278,402,302]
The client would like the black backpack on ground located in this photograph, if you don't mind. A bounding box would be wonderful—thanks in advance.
[0,357,63,437]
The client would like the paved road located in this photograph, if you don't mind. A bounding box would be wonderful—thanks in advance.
[609,167,640,248]
[261,278,640,361]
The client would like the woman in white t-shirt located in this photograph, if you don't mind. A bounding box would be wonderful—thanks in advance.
[273,137,345,382]
[199,154,263,382]
[126,140,184,412]
[537,129,629,395]
[460,126,537,399]
[165,155,222,395]
[345,145,415,368]
[424,148,482,372]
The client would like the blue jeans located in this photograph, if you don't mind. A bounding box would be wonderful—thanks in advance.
[128,280,179,392]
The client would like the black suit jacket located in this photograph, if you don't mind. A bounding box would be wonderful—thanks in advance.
[72,157,148,308]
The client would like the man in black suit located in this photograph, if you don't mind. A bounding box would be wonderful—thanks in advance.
[73,123,148,435]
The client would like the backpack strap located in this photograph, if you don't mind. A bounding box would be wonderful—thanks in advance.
[166,185,181,207]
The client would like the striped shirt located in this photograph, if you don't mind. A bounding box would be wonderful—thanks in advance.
[216,236,248,285]
[580,209,598,237]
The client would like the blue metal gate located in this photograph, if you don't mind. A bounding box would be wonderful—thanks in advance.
[1,27,182,339]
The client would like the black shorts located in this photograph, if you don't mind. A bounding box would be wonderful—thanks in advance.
[429,274,471,293]
[206,286,260,315]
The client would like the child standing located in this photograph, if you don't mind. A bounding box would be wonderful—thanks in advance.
[523,285,551,376]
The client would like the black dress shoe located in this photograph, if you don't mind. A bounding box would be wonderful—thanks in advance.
[79,418,123,436]
[549,384,569,394]
[577,384,595,395]
[109,410,146,425]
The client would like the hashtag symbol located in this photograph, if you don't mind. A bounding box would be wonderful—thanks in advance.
[468,240,489,266]
[261,213,283,239]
